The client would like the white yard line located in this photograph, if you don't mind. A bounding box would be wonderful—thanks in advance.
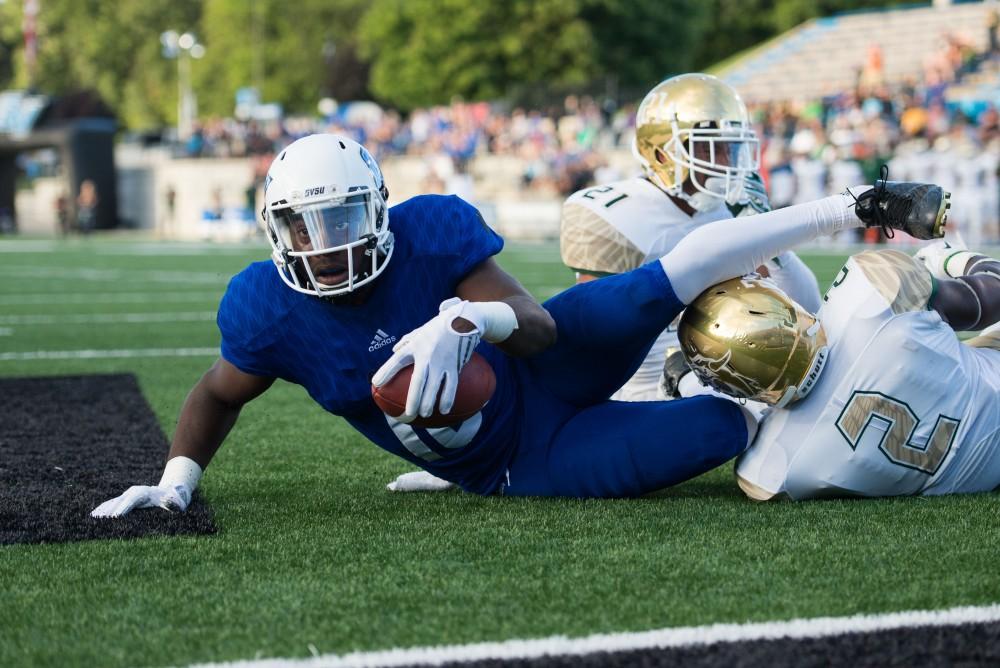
[187,603,1000,668]
[0,240,59,252]
[0,240,266,255]
[0,266,228,283]
[0,347,219,361]
[94,242,267,255]
[0,311,216,325]
[0,292,220,305]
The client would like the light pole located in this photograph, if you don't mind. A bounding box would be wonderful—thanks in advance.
[160,30,205,142]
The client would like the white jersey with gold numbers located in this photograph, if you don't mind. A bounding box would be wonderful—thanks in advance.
[561,176,821,401]
[736,250,1000,500]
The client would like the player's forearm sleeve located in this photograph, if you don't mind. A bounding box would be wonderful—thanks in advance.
[661,191,865,304]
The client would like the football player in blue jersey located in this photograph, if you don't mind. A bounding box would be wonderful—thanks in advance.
[91,133,948,517]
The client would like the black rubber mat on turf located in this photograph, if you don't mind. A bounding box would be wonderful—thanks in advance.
[0,373,215,545]
[434,619,1000,667]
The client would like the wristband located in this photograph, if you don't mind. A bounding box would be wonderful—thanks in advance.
[943,250,980,278]
[451,300,519,343]
[159,456,203,492]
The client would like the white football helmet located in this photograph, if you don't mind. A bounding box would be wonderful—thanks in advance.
[264,133,392,297]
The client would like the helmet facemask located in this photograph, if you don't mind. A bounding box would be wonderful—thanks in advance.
[266,186,393,298]
[663,120,760,212]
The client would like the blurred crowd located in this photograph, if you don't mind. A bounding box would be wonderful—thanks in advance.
[175,24,1000,241]
[181,95,635,199]
[754,31,1000,244]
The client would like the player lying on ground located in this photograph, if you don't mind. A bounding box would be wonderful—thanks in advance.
[561,73,819,402]
[675,238,1000,500]
[391,73,822,492]
[91,132,947,516]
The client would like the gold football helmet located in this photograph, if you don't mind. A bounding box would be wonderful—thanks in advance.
[632,73,759,211]
[678,276,828,408]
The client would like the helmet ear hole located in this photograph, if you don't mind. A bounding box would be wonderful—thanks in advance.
[654,148,668,165]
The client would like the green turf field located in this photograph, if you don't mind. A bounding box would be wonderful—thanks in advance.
[2,238,999,667]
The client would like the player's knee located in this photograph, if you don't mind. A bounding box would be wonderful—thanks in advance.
[736,474,780,501]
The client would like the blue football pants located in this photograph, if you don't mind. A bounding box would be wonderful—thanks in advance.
[502,262,748,498]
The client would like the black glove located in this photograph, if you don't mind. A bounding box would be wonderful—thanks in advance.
[727,171,771,217]
[660,349,692,399]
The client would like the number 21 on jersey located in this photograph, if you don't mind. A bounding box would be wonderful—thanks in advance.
[581,186,628,208]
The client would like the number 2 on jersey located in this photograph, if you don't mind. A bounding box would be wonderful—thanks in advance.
[835,391,960,475]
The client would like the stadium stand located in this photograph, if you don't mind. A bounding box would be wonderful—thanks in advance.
[720,2,993,102]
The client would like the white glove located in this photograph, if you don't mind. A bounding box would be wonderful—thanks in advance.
[90,484,190,517]
[387,471,457,492]
[914,240,976,279]
[372,298,482,422]
[91,456,202,518]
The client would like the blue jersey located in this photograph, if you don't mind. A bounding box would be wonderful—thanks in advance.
[218,194,750,499]
[217,195,519,494]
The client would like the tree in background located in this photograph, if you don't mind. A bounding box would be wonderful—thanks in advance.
[0,0,935,129]
[0,0,200,128]
[0,0,369,128]
[195,0,370,119]
[358,0,709,111]
[358,0,591,110]
[582,0,710,101]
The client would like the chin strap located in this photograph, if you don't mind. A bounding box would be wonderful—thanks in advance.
[674,186,725,213]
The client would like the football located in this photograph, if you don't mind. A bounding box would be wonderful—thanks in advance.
[371,352,496,428]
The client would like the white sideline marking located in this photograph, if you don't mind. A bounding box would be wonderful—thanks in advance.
[0,266,228,284]
[0,311,216,325]
[0,292,220,305]
[0,240,58,252]
[94,243,267,256]
[0,347,219,361]
[187,603,1000,668]
[0,240,266,254]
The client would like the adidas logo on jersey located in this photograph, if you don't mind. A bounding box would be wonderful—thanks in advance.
[368,329,397,352]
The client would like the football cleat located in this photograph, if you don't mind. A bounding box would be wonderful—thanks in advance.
[853,168,949,240]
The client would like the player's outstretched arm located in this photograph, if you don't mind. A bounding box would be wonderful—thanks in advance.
[662,180,948,305]
[91,359,274,518]
[661,192,865,304]
[920,243,1000,331]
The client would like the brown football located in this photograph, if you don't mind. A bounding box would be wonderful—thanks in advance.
[371,351,496,428]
